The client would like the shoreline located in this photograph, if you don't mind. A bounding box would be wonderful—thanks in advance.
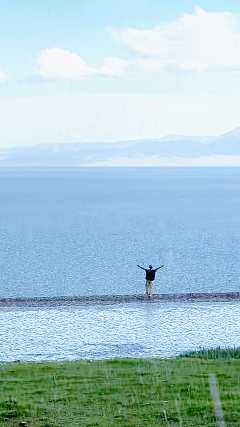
[0,292,240,307]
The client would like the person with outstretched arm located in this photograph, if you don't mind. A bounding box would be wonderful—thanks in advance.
[137,264,164,298]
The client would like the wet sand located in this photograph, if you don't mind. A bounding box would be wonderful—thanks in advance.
[0,292,240,307]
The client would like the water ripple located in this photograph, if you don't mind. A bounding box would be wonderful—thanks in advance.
[0,301,239,361]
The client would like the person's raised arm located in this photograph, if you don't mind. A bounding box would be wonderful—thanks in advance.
[155,265,164,271]
[137,265,146,271]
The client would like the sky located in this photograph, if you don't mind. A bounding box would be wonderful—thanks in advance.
[1,0,240,147]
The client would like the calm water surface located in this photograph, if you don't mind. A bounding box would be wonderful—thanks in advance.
[0,301,239,361]
[0,167,240,298]
[1,168,240,361]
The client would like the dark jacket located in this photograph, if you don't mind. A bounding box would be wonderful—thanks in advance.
[137,265,164,281]
[146,269,156,281]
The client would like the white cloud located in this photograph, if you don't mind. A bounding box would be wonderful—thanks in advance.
[111,6,240,73]
[37,47,128,80]
[35,8,240,81]
[37,48,96,79]
[99,56,128,78]
[0,70,9,83]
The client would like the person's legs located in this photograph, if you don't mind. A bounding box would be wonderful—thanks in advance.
[148,281,152,297]
[146,280,148,295]
[146,280,152,297]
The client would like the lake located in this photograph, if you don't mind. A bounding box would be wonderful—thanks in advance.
[1,167,240,360]
[0,167,239,298]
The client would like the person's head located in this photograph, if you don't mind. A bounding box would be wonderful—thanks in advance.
[149,265,152,270]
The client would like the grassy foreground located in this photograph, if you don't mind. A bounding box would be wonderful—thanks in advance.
[0,349,240,426]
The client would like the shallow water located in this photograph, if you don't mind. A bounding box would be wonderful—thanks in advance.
[1,301,239,361]
[0,167,240,298]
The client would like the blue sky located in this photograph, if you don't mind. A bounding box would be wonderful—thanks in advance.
[1,0,240,146]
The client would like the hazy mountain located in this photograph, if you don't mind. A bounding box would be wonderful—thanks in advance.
[158,134,215,144]
[218,127,240,138]
[1,127,240,166]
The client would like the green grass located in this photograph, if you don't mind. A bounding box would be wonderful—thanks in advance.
[0,349,240,426]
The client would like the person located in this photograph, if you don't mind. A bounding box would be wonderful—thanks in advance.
[137,264,164,298]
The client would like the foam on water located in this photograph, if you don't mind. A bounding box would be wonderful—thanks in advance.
[1,301,239,361]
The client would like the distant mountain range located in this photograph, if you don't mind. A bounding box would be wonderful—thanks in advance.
[1,127,240,166]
